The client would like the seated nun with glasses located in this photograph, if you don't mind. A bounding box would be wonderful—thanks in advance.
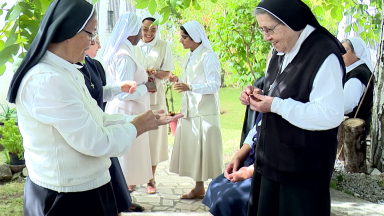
[239,0,346,215]
[7,1,182,215]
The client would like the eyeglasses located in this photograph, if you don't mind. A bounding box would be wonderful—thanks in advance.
[83,29,98,41]
[258,23,280,35]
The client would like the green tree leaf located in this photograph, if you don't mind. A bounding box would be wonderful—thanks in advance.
[4,23,18,47]
[18,2,34,18]
[0,44,20,66]
[345,24,351,33]
[353,22,358,32]
[136,0,150,9]
[13,52,27,72]
[183,0,191,8]
[148,0,157,15]
[92,0,99,4]
[192,0,201,10]
[6,4,21,22]
[0,65,5,76]
[160,7,171,25]
[170,0,177,8]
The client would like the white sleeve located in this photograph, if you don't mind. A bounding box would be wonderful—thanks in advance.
[190,52,221,94]
[21,73,137,158]
[160,44,176,71]
[103,84,121,102]
[271,54,344,130]
[343,78,365,115]
[114,55,148,101]
[244,124,257,147]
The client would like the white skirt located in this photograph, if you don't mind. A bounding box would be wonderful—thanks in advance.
[169,114,223,181]
[149,104,169,165]
[106,105,153,185]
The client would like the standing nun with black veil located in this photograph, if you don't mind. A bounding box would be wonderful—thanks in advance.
[7,1,182,215]
[238,0,347,215]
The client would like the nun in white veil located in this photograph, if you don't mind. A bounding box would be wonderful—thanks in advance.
[132,11,175,194]
[103,12,156,192]
[169,20,223,199]
[341,37,374,134]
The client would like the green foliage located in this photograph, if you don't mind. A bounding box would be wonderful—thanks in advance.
[337,174,344,182]
[0,119,24,160]
[330,180,338,189]
[211,0,270,88]
[2,150,11,165]
[344,189,354,195]
[316,0,382,46]
[0,103,17,122]
[378,180,383,187]
[0,0,52,74]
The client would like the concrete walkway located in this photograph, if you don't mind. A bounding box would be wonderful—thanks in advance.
[123,160,384,216]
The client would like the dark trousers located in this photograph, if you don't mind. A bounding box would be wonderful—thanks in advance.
[24,177,118,216]
[247,173,331,216]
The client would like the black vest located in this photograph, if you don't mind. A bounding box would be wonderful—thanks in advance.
[345,64,373,126]
[255,29,346,188]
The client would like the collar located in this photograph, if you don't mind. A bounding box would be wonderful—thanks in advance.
[190,44,204,58]
[43,51,79,72]
[346,59,364,73]
[280,25,315,65]
[122,39,134,52]
[138,38,157,47]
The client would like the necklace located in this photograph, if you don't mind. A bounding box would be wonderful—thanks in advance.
[80,62,94,89]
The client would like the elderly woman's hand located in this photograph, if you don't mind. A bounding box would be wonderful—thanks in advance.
[130,110,183,137]
[249,94,274,113]
[227,166,254,182]
[224,156,242,180]
[118,81,137,94]
[240,85,259,105]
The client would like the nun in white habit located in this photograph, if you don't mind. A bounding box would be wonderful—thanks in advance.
[103,12,156,191]
[133,11,175,194]
[341,37,374,134]
[169,21,223,199]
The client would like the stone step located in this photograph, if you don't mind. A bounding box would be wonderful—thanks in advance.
[122,213,209,216]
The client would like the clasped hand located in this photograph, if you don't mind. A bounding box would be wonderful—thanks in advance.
[239,85,274,113]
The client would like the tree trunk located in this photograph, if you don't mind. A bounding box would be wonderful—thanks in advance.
[339,118,367,173]
[371,8,384,172]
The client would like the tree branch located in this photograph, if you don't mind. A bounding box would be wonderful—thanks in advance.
[233,28,257,81]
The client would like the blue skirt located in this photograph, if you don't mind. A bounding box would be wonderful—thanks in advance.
[202,173,252,216]
[109,157,132,212]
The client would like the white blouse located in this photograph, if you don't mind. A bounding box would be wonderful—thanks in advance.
[270,25,345,130]
[185,45,221,94]
[137,39,175,71]
[111,40,148,101]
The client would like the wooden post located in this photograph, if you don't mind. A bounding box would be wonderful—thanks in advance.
[338,118,367,173]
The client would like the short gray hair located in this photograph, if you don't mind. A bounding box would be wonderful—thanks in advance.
[341,38,354,52]
[253,8,283,25]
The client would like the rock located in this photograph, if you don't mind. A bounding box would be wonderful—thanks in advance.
[22,168,28,177]
[354,193,361,197]
[0,164,12,181]
[11,172,21,181]
[371,168,382,176]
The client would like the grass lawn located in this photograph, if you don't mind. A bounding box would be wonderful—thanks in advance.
[0,87,245,215]
[0,151,24,216]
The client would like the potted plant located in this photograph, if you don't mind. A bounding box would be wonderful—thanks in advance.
[164,79,178,136]
[0,103,17,125]
[0,119,24,165]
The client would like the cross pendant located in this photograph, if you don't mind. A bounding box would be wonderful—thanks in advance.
[91,83,95,89]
